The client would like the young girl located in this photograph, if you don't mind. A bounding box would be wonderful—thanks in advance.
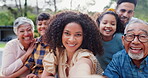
[41,11,104,78]
[96,11,124,70]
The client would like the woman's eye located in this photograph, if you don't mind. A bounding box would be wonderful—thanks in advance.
[64,32,70,35]
[103,22,107,24]
[112,24,115,26]
[27,28,32,31]
[75,34,82,37]
[38,24,42,26]
[20,31,24,32]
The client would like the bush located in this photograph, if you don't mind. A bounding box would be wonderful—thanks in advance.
[0,11,14,25]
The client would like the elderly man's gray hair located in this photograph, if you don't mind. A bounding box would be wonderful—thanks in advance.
[124,19,148,34]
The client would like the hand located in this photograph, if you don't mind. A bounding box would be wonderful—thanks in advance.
[20,40,36,64]
[26,42,36,56]
[26,73,39,78]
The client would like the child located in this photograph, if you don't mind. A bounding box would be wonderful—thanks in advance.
[6,12,51,78]
[41,11,104,78]
[96,11,124,70]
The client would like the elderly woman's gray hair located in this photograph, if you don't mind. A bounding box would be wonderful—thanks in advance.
[124,19,148,34]
[13,17,34,35]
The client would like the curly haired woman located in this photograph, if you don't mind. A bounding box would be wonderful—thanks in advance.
[41,11,104,78]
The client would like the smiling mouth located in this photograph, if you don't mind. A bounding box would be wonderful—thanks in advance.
[130,47,142,54]
[105,29,111,32]
[23,37,31,40]
[68,44,76,47]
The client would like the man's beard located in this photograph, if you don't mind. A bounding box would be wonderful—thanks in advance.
[120,16,129,24]
[128,51,144,60]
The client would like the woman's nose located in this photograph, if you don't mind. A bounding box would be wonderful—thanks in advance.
[68,36,76,42]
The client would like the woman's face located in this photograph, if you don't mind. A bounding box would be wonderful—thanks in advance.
[62,22,83,53]
[99,14,117,38]
[17,23,34,46]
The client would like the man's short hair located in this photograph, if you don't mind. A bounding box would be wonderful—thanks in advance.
[124,19,148,34]
[117,0,137,7]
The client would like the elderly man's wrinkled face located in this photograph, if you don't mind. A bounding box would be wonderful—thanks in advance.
[122,23,148,60]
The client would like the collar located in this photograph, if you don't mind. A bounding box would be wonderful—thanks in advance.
[35,36,48,47]
[61,48,92,66]
[36,36,42,44]
[129,55,148,68]
[17,38,25,50]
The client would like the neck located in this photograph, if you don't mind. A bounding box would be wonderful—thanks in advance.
[102,35,113,41]
[66,50,75,64]
[23,43,30,51]
[132,59,144,68]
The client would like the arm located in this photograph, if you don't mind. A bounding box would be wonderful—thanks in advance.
[20,42,35,63]
[2,41,23,76]
[69,58,104,78]
[1,40,35,76]
[7,66,28,78]
[103,53,121,78]
[41,70,55,78]
[41,52,57,78]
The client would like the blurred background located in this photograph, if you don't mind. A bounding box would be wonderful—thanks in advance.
[0,0,147,43]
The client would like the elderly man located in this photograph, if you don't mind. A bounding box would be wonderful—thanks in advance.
[103,19,148,78]
[115,0,137,26]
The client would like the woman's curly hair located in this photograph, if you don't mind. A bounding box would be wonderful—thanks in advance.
[96,11,124,34]
[44,11,103,56]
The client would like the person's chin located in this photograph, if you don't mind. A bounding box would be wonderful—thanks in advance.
[128,51,144,60]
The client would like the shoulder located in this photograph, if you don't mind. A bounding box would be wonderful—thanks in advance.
[5,39,19,47]
[74,49,94,67]
[114,33,123,39]
[6,39,18,44]
[73,49,102,74]
[130,17,139,21]
[76,49,96,60]
[112,49,127,60]
[3,39,19,55]
[114,49,126,56]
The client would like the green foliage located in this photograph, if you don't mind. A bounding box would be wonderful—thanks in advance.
[0,11,14,25]
[27,13,39,38]
[0,42,6,48]
[134,0,148,22]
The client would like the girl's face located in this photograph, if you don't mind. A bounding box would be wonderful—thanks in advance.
[37,20,48,36]
[99,14,117,38]
[62,22,83,53]
[17,23,34,46]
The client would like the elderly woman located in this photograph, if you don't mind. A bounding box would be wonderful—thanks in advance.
[1,17,35,77]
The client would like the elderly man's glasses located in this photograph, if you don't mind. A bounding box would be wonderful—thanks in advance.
[124,33,148,42]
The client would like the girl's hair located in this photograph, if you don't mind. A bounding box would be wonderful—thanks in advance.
[45,11,103,56]
[96,11,124,33]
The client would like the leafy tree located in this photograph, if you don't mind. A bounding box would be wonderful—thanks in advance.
[134,0,148,22]
[0,11,14,25]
